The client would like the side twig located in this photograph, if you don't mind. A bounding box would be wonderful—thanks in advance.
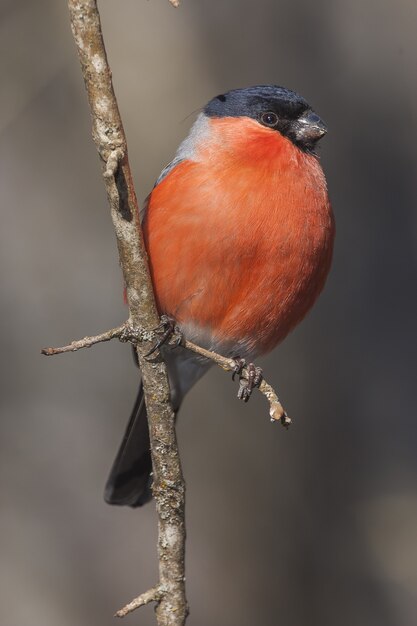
[41,326,125,355]
[66,2,186,625]
[115,587,163,618]
[42,322,291,427]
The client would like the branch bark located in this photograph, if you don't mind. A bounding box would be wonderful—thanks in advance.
[66,1,187,624]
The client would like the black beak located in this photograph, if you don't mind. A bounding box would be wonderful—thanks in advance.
[295,109,328,146]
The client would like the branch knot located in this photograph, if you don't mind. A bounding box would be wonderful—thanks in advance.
[103,147,124,179]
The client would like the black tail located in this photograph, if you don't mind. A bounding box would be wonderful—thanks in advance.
[105,346,210,507]
[104,381,153,507]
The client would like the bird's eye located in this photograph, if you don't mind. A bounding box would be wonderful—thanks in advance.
[260,112,279,127]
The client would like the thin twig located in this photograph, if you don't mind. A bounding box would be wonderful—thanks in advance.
[115,586,163,618]
[42,322,290,427]
[183,340,290,426]
[66,2,187,624]
[41,325,125,355]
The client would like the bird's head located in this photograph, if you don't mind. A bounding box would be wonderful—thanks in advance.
[204,85,327,154]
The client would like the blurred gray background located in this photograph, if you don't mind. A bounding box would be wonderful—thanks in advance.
[1,0,417,625]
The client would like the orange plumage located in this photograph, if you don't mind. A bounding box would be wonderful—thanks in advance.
[144,116,334,358]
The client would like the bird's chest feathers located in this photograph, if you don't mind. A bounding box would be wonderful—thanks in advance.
[198,124,333,280]
[146,118,334,354]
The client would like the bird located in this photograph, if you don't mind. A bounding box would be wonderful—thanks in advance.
[104,85,335,507]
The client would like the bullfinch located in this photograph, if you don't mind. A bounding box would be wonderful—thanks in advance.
[104,85,335,507]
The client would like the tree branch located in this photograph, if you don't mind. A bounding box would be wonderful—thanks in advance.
[66,1,186,624]
[46,2,291,624]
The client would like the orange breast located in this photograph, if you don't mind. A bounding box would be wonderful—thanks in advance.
[143,116,334,358]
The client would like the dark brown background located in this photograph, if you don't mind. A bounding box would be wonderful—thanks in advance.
[1,1,416,624]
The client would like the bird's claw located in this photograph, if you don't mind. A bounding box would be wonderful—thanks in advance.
[232,358,263,402]
[145,315,184,358]
[232,357,246,381]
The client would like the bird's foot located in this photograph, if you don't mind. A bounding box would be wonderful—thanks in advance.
[145,315,184,358]
[232,357,263,402]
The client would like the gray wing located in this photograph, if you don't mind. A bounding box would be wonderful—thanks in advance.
[140,157,184,223]
[154,156,184,187]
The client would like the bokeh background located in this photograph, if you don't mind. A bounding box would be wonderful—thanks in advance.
[1,0,417,624]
